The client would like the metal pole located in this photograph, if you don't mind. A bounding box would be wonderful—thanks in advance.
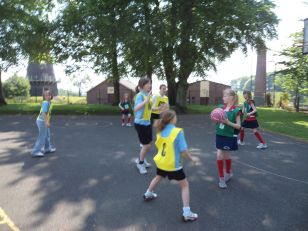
[273,63,276,107]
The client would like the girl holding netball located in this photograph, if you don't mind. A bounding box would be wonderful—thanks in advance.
[134,78,152,174]
[143,110,199,222]
[215,89,241,189]
[238,90,267,149]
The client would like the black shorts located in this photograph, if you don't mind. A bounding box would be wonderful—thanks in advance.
[157,168,186,181]
[151,113,160,125]
[121,110,131,115]
[134,123,152,145]
[242,119,259,129]
[216,134,238,151]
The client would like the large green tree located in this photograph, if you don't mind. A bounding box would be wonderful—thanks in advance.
[0,0,53,105]
[276,32,308,112]
[163,0,278,112]
[54,0,129,105]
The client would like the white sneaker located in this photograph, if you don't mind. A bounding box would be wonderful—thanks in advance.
[218,179,227,189]
[32,152,44,157]
[135,158,151,168]
[137,163,147,174]
[122,123,125,127]
[256,143,268,149]
[126,123,132,127]
[183,211,198,222]
[143,191,158,201]
[44,148,56,154]
[144,159,152,168]
[237,140,245,145]
[224,172,233,182]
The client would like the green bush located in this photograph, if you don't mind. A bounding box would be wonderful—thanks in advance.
[3,75,30,99]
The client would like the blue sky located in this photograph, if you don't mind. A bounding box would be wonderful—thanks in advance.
[3,0,308,94]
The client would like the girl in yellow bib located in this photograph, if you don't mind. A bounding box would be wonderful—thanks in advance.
[151,84,169,125]
[143,110,199,222]
[134,78,152,174]
[31,90,56,157]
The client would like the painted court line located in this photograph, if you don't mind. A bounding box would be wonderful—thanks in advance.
[234,159,308,185]
[0,207,21,231]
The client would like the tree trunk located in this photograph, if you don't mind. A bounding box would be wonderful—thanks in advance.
[144,2,153,80]
[111,38,120,106]
[162,1,177,106]
[162,45,177,105]
[0,70,7,105]
[175,0,196,113]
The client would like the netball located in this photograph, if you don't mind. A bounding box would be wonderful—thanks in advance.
[210,108,227,123]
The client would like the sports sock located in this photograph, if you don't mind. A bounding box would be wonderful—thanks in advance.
[225,159,232,174]
[240,129,244,142]
[217,160,224,178]
[254,131,265,144]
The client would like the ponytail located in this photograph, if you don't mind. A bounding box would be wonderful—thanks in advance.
[155,110,176,133]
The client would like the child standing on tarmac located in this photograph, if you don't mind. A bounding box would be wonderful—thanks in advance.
[134,78,152,174]
[151,84,169,125]
[118,93,132,127]
[215,89,241,189]
[238,90,268,149]
[31,90,56,157]
[143,110,199,222]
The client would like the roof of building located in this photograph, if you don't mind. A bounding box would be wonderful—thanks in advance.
[189,79,230,86]
[87,79,136,93]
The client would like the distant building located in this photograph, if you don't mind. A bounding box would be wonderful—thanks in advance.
[87,79,136,104]
[27,63,58,96]
[187,80,230,105]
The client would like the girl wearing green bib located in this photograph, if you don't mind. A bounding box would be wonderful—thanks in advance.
[215,89,241,189]
[143,110,199,222]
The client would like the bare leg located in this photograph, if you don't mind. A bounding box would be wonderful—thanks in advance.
[179,179,190,207]
[139,143,151,162]
[148,175,163,191]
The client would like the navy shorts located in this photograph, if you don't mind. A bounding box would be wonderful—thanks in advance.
[242,119,259,128]
[151,113,160,125]
[121,110,131,115]
[216,134,238,151]
[134,123,152,145]
[156,168,186,181]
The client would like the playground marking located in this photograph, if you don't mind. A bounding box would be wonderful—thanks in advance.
[0,207,21,231]
[234,159,308,185]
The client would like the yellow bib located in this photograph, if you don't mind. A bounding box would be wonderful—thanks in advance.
[37,102,52,122]
[153,127,182,171]
[142,95,152,121]
[152,95,169,115]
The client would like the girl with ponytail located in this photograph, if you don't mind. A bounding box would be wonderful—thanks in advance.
[143,110,199,222]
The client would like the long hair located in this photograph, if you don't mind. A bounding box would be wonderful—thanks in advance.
[156,110,176,133]
[243,90,252,100]
[223,88,237,102]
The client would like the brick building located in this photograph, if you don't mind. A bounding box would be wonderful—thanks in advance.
[187,80,230,105]
[87,79,136,104]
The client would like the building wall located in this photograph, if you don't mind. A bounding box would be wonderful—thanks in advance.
[87,81,135,104]
[187,81,230,105]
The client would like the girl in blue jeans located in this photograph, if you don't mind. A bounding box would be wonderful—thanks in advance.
[32,90,56,157]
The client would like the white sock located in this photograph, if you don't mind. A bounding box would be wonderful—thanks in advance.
[183,206,190,216]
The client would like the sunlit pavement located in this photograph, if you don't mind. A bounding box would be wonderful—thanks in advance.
[0,115,308,231]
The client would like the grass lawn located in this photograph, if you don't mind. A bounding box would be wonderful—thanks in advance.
[0,103,307,140]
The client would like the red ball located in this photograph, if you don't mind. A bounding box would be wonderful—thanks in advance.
[210,108,227,123]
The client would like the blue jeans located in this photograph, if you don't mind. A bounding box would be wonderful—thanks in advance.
[32,120,52,154]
